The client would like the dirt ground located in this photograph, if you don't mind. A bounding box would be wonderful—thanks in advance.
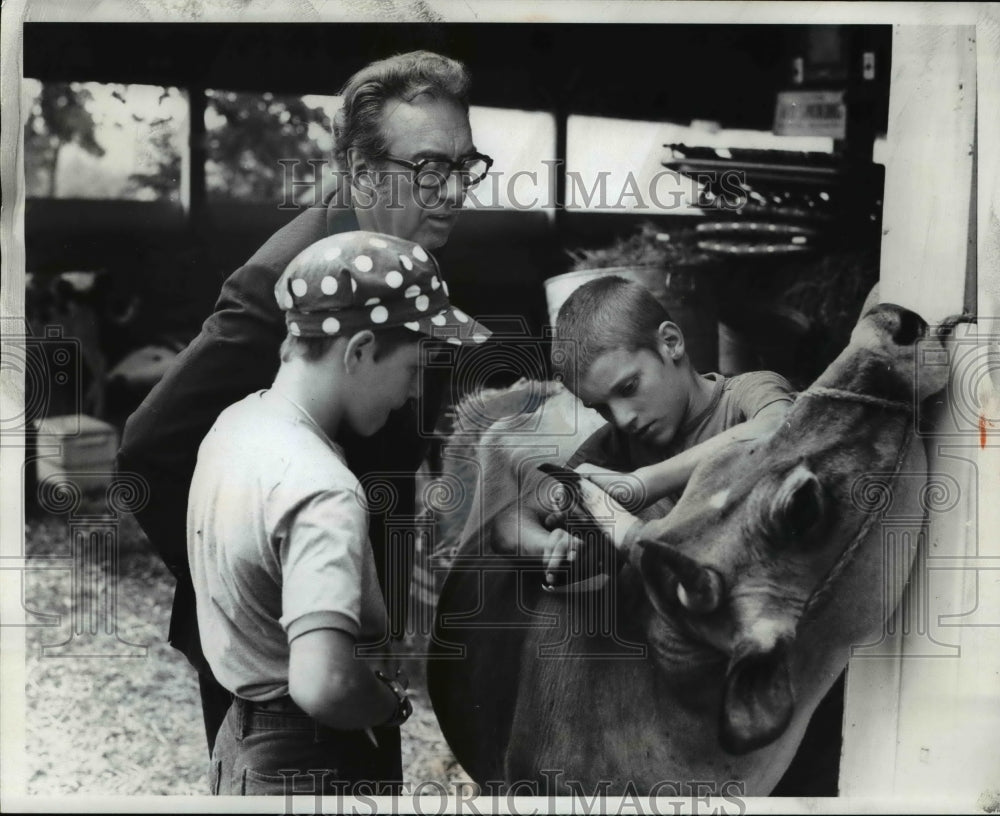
[21,511,471,796]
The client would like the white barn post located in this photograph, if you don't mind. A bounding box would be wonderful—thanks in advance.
[839,22,1000,808]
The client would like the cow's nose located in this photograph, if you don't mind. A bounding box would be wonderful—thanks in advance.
[891,307,927,346]
[865,303,928,346]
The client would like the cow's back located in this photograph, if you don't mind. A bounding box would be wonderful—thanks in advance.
[428,384,605,783]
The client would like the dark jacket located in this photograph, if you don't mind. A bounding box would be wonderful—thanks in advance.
[118,202,445,672]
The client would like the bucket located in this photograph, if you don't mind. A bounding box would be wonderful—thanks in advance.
[33,414,120,494]
[544,265,719,373]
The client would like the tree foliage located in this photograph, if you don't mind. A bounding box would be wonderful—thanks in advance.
[24,82,105,197]
[205,90,330,202]
[24,82,330,203]
[125,120,182,201]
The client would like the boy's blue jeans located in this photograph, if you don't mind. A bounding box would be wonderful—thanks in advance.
[210,696,403,796]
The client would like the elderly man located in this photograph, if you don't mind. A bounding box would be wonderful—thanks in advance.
[117,50,491,761]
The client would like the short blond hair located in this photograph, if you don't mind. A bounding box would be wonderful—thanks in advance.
[552,277,673,393]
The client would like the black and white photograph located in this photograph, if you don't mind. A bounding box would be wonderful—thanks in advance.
[1,1,998,812]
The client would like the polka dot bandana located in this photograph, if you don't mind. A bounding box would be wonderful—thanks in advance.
[275,231,491,346]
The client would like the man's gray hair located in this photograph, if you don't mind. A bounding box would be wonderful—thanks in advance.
[332,50,471,173]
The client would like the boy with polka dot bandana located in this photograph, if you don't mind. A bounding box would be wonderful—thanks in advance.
[186,231,490,795]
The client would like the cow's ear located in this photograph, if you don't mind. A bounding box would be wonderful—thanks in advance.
[719,640,794,755]
[770,464,824,540]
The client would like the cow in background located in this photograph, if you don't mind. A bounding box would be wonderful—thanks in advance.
[427,303,957,795]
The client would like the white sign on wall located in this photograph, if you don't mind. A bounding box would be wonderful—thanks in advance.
[773,89,847,138]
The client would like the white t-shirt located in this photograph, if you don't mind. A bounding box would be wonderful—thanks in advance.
[187,389,388,700]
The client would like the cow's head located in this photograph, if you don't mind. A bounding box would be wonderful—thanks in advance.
[633,304,955,755]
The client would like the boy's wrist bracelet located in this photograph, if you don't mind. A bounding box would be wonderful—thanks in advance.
[374,670,412,728]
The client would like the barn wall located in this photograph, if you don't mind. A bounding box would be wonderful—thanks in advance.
[839,24,1000,806]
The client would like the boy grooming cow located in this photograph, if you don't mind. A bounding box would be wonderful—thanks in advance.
[430,287,957,793]
[187,231,490,795]
[498,275,796,584]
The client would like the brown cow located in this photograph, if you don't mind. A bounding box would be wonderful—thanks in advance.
[427,303,956,796]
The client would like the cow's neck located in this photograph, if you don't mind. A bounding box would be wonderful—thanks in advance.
[507,568,750,793]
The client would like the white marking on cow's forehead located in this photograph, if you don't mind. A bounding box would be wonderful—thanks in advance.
[741,615,797,655]
[709,489,730,509]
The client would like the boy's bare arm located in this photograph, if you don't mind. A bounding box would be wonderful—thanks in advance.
[578,400,791,507]
[288,628,401,730]
[491,498,584,585]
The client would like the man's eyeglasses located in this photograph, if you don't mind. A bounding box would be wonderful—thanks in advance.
[379,152,494,189]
